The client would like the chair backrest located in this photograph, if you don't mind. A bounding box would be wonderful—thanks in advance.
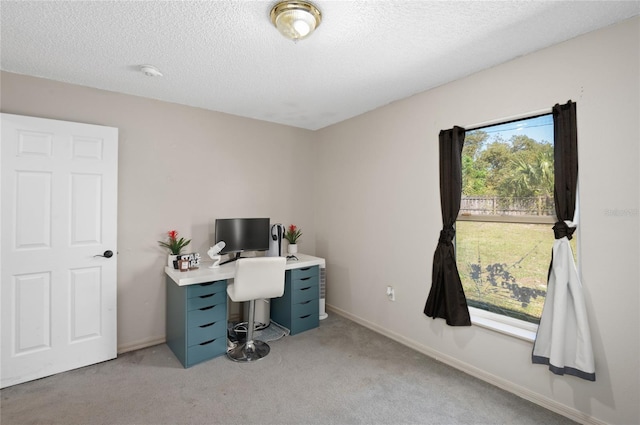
[228,257,287,302]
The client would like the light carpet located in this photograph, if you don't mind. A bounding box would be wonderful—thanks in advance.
[0,313,577,425]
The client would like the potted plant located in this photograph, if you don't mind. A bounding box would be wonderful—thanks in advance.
[159,230,191,268]
[284,224,302,255]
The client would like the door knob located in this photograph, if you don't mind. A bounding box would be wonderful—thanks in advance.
[95,250,114,258]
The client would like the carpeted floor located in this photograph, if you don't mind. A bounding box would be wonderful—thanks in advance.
[1,313,576,425]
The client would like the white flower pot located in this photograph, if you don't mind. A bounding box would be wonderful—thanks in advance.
[168,254,178,269]
[288,244,298,255]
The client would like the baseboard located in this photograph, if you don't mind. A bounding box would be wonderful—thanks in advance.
[326,304,605,425]
[117,336,166,354]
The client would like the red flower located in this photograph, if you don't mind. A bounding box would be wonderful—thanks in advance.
[284,224,302,244]
[159,230,191,255]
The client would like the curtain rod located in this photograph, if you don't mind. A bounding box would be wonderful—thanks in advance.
[464,107,552,132]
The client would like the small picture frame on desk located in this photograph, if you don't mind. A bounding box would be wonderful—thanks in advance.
[180,252,200,269]
[178,259,190,272]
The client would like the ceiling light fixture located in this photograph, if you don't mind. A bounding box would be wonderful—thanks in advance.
[140,65,163,77]
[270,1,322,41]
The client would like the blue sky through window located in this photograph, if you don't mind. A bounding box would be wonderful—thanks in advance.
[479,114,553,145]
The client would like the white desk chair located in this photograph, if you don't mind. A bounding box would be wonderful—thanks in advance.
[226,257,286,362]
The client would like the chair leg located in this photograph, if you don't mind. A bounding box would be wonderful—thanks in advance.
[233,299,269,334]
[227,299,270,362]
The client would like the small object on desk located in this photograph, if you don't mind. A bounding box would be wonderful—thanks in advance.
[286,242,298,261]
[179,252,200,269]
[209,255,222,268]
[207,241,226,268]
[178,259,190,272]
[268,223,285,257]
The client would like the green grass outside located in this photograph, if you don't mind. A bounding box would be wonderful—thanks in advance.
[456,221,563,323]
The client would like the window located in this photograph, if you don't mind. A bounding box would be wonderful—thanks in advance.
[455,114,576,330]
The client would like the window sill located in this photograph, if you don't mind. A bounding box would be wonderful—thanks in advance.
[469,307,537,342]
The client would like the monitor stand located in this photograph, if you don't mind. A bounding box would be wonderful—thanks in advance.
[219,252,242,266]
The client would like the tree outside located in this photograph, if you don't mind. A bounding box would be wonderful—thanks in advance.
[456,115,561,324]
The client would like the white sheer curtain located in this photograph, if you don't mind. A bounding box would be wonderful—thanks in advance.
[531,101,595,381]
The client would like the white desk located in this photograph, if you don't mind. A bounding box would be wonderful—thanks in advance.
[165,253,326,368]
[165,253,326,286]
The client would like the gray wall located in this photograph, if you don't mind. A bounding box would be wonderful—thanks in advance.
[0,74,318,350]
[314,17,639,425]
[2,16,638,425]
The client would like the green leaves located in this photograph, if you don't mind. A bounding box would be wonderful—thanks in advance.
[158,230,191,255]
[462,131,554,200]
[284,224,302,244]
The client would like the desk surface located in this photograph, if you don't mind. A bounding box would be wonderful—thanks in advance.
[165,253,325,286]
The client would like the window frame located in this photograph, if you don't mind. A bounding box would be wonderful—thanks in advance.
[457,214,553,341]
[457,111,560,340]
[468,306,538,342]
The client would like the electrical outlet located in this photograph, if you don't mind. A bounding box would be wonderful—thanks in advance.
[386,285,395,301]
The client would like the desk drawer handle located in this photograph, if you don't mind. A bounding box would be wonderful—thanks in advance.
[199,305,215,311]
[200,339,216,346]
[300,267,311,271]
[200,282,215,287]
[300,277,311,281]
[300,314,311,319]
[199,294,214,299]
[199,322,216,328]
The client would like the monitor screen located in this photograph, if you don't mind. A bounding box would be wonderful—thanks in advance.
[214,218,270,256]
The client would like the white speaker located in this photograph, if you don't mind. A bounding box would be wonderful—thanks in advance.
[319,266,328,320]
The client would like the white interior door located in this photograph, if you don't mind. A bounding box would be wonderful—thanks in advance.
[1,113,118,388]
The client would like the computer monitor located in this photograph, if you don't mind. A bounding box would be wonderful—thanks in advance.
[214,218,270,264]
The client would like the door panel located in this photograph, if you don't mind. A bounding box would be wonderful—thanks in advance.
[69,266,102,342]
[13,272,51,354]
[16,171,52,248]
[71,173,102,244]
[1,113,118,388]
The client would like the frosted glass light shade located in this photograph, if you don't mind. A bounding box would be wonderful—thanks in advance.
[270,1,322,41]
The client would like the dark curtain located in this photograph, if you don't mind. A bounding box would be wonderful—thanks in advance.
[424,126,471,326]
[532,101,596,381]
[552,101,579,233]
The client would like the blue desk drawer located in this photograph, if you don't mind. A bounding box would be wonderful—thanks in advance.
[267,266,321,336]
[187,291,226,311]
[291,283,318,304]
[187,304,226,327]
[166,276,228,369]
[292,298,319,318]
[187,319,226,346]
[187,336,226,366]
[290,311,319,335]
[187,281,226,298]
[292,273,319,289]
[290,266,318,280]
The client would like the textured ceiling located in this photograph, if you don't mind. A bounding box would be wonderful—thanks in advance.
[1,1,638,130]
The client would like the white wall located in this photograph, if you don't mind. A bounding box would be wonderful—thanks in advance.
[0,73,318,351]
[314,17,639,425]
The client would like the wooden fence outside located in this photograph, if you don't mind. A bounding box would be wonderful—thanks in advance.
[460,195,554,216]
